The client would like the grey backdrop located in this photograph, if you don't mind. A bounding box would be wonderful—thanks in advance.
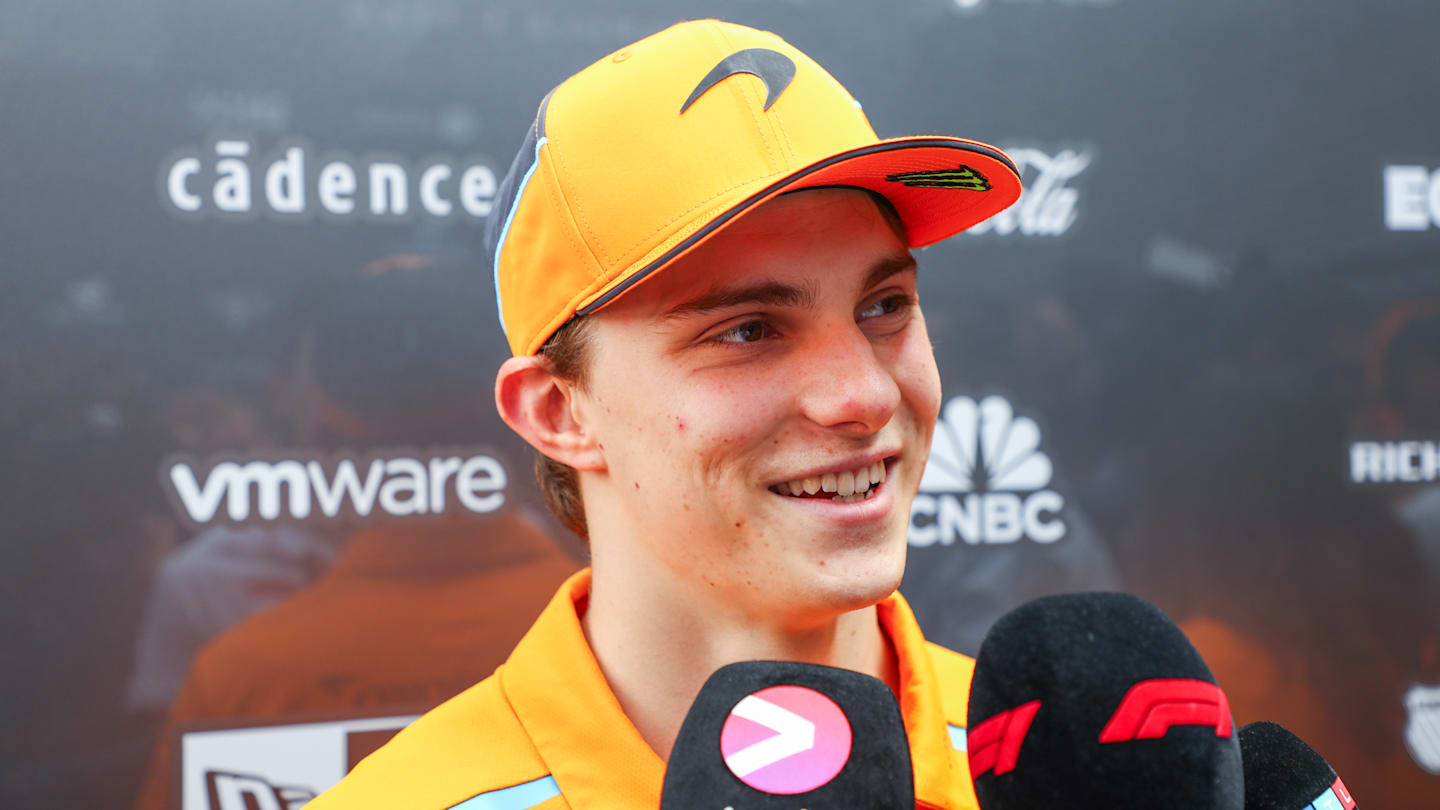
[3,0,1438,807]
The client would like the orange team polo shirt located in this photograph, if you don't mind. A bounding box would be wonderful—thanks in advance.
[309,569,981,810]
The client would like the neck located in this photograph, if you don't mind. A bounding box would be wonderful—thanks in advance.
[581,551,899,761]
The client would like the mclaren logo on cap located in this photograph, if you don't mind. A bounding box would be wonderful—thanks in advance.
[681,48,797,114]
[886,165,992,191]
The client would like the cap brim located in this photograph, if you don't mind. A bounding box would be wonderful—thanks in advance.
[578,136,1021,315]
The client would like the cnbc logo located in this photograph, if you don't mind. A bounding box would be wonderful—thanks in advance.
[909,395,1066,546]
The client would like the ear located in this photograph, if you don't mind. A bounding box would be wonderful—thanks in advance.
[495,356,606,471]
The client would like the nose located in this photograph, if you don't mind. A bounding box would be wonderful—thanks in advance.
[794,320,901,436]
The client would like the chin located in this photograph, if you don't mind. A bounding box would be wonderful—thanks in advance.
[805,539,908,614]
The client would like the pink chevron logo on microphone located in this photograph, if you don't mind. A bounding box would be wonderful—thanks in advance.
[719,685,852,795]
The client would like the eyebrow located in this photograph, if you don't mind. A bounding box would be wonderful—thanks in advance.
[658,251,917,323]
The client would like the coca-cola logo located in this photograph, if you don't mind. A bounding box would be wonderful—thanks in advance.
[965,147,1092,238]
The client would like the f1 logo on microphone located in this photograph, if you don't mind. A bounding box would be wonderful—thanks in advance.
[969,700,1042,777]
[719,685,852,795]
[1098,679,1232,743]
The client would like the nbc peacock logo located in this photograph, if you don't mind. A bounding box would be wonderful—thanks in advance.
[909,394,1066,546]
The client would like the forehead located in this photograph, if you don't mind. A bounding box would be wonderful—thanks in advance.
[597,188,911,319]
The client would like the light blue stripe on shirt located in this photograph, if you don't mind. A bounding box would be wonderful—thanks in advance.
[1310,787,1344,810]
[450,775,561,810]
[947,724,968,752]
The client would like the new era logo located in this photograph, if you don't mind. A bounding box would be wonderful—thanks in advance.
[205,771,314,810]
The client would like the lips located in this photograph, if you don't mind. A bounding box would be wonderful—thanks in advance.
[768,458,890,504]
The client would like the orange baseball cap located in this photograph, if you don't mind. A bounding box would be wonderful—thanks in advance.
[485,18,1022,357]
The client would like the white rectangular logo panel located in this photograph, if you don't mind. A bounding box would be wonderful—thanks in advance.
[180,715,417,810]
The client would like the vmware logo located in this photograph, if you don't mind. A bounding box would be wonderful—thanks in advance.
[163,447,507,526]
[909,395,1066,546]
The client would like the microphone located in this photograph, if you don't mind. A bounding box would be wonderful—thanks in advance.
[659,660,913,810]
[966,592,1243,809]
[1239,721,1357,810]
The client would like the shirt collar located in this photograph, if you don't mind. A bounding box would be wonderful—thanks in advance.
[501,568,966,809]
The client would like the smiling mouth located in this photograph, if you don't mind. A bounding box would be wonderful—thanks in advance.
[768,459,889,504]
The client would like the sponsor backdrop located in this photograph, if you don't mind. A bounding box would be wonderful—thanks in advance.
[2,0,1438,806]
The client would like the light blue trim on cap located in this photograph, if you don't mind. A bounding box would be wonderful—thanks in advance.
[947,724,967,752]
[449,775,560,810]
[492,136,548,339]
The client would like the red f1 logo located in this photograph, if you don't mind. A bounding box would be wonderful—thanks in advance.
[968,700,1041,777]
[1098,679,1232,743]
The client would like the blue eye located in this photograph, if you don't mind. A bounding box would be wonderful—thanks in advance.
[858,294,913,320]
[712,320,773,344]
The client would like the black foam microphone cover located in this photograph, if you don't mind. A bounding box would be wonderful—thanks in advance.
[966,592,1243,809]
[1239,721,1357,810]
[659,660,913,810]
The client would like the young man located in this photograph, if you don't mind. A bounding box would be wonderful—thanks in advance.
[311,18,1021,810]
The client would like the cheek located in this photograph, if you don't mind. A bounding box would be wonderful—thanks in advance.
[681,376,793,485]
[592,371,785,492]
[893,324,943,428]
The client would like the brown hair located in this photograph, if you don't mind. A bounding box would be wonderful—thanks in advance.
[534,314,594,537]
[532,189,905,539]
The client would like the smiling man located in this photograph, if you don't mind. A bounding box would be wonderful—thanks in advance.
[310,18,1020,810]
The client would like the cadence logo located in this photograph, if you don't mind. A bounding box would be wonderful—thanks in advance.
[1383,165,1440,231]
[1404,683,1440,775]
[159,136,498,223]
[909,395,1066,546]
[163,448,507,525]
[964,147,1092,237]
[720,685,852,795]
[1349,439,1440,484]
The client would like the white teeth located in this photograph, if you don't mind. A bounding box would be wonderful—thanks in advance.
[772,460,891,499]
[831,488,880,504]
